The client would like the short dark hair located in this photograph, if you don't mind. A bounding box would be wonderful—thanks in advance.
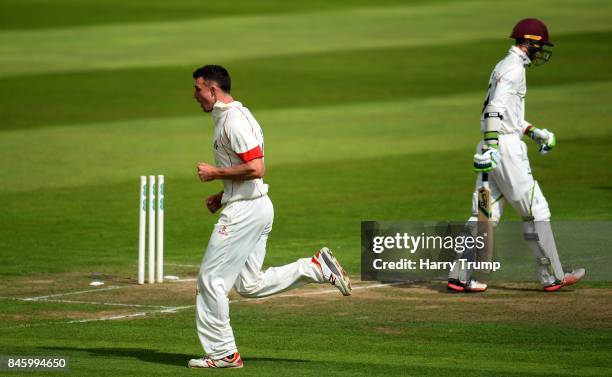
[192,65,231,93]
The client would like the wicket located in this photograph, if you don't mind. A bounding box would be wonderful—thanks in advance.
[138,175,164,284]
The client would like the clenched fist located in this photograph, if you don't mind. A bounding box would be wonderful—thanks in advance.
[197,162,217,182]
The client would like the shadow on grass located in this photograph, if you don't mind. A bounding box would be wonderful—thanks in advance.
[38,346,575,376]
[489,284,582,293]
[382,280,449,293]
[592,185,612,192]
[379,280,580,293]
[41,347,189,367]
[41,346,308,367]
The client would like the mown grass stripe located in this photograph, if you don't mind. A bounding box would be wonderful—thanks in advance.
[1,79,610,197]
[0,0,435,31]
[0,0,610,77]
[1,30,610,131]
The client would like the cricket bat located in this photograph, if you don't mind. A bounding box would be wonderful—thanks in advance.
[477,146,494,272]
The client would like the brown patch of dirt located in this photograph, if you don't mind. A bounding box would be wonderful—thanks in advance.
[0,308,133,324]
[0,271,138,298]
[2,277,612,330]
[414,305,443,310]
[89,280,197,307]
[230,281,612,329]
[30,280,55,284]
[369,326,404,335]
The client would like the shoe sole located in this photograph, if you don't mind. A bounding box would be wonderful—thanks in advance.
[320,249,352,296]
[544,279,582,292]
[447,281,487,292]
[465,287,487,292]
[188,364,243,369]
[188,361,243,369]
[545,270,586,292]
[544,284,563,292]
[447,283,465,292]
[188,354,244,369]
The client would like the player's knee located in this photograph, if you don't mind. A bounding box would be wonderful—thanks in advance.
[234,278,263,298]
[530,182,551,221]
[197,274,221,296]
[235,284,259,298]
[235,288,254,298]
[531,201,551,221]
[532,209,550,221]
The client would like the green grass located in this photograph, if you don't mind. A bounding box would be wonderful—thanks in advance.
[1,0,611,376]
[0,0,429,30]
[2,30,611,131]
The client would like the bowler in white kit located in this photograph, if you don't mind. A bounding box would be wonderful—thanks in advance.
[447,19,585,292]
[188,65,351,369]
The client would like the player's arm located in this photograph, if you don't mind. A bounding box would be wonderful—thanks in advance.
[198,157,265,182]
[523,122,556,154]
[482,68,522,148]
[474,100,504,172]
[473,103,503,172]
[198,111,266,181]
[474,69,519,172]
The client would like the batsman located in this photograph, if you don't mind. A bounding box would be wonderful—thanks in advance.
[447,19,585,292]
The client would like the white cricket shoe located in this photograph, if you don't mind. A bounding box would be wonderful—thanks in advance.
[563,268,586,286]
[312,247,352,296]
[466,280,488,292]
[188,352,243,369]
[447,279,487,292]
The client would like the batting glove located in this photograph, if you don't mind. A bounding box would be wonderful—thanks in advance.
[473,148,500,172]
[525,125,556,155]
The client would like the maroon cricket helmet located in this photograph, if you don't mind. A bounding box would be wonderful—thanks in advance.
[510,18,553,46]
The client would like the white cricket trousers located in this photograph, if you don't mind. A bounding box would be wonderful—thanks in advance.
[470,134,550,221]
[196,195,323,359]
[450,133,563,285]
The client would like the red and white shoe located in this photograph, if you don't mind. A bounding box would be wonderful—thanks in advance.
[188,352,243,369]
[544,268,586,292]
[312,247,352,296]
[447,279,487,292]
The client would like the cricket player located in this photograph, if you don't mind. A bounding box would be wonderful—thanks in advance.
[188,65,351,369]
[447,19,585,292]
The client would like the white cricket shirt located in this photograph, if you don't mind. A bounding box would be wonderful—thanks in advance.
[480,46,532,136]
[211,101,268,204]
